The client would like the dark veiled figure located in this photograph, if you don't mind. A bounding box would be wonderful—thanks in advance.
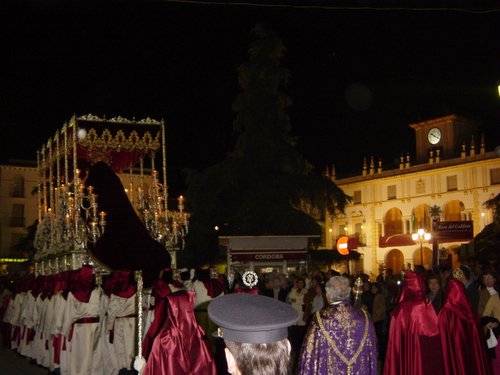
[85,162,171,287]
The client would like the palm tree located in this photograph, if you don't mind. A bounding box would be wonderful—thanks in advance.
[429,205,442,222]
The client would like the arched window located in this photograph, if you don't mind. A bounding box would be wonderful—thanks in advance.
[386,249,404,274]
[412,204,431,232]
[444,200,465,221]
[413,247,432,270]
[384,208,403,236]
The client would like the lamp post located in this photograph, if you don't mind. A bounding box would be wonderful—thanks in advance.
[412,228,431,268]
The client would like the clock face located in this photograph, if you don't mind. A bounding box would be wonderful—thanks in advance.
[428,127,441,144]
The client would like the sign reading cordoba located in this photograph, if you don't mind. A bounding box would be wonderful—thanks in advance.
[219,235,318,263]
[433,221,473,242]
[231,251,306,261]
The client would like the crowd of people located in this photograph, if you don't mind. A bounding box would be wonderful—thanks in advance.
[0,263,498,375]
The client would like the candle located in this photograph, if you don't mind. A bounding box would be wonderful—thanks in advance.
[178,195,184,212]
[99,211,107,229]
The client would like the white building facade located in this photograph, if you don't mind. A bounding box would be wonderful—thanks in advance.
[325,115,500,277]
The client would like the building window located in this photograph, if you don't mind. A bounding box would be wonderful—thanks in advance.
[338,225,347,236]
[10,204,25,227]
[11,175,25,198]
[447,175,458,191]
[491,168,500,185]
[354,222,365,245]
[353,190,361,204]
[387,185,396,200]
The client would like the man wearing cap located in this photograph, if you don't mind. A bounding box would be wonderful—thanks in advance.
[298,276,377,375]
[208,293,298,375]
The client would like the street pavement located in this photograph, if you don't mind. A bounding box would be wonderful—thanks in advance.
[0,346,49,375]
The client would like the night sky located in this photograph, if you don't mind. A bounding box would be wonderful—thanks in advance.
[2,1,499,195]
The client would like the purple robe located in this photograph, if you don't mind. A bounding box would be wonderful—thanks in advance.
[298,301,377,375]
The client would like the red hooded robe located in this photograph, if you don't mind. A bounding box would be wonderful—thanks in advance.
[438,279,492,375]
[383,270,444,375]
[142,290,216,375]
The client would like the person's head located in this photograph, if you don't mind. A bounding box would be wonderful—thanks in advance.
[428,275,441,295]
[440,266,451,279]
[270,276,281,289]
[310,276,321,289]
[314,283,323,296]
[459,265,472,283]
[371,283,380,295]
[295,278,305,291]
[325,276,351,303]
[310,277,318,288]
[208,294,297,375]
[224,339,290,375]
[414,265,426,274]
[483,271,497,288]
[362,280,371,292]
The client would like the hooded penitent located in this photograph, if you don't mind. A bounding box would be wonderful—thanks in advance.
[383,270,444,375]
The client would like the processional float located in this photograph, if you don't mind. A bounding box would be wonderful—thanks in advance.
[32,113,188,370]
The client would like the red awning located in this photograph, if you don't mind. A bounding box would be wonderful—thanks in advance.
[379,234,415,248]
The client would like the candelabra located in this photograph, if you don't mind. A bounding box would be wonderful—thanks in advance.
[64,178,107,246]
[35,173,106,256]
[136,170,189,249]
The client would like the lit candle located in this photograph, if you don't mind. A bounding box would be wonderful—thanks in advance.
[154,212,159,229]
[99,211,107,228]
[178,195,184,212]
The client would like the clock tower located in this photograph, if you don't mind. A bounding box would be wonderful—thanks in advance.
[409,115,478,164]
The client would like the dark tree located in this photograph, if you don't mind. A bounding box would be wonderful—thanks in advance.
[182,25,349,267]
[10,220,38,259]
[471,193,500,264]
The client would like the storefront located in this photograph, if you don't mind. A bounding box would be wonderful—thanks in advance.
[219,235,318,275]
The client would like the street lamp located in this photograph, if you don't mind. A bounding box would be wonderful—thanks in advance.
[412,228,431,268]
